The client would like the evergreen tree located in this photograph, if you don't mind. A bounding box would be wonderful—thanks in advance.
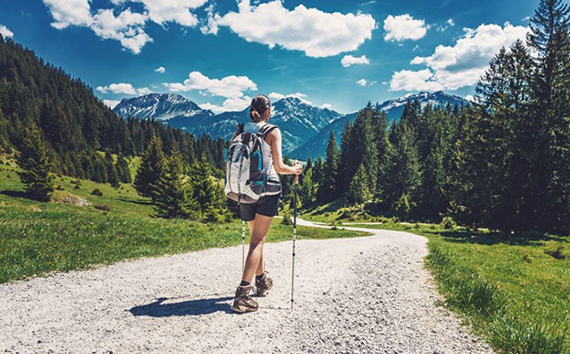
[105,150,120,188]
[338,122,353,195]
[134,135,165,200]
[318,130,340,203]
[190,153,222,219]
[116,151,132,183]
[349,164,371,205]
[16,124,54,201]
[153,149,195,219]
[299,157,317,206]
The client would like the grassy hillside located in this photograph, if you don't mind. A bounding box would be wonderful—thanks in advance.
[0,162,369,284]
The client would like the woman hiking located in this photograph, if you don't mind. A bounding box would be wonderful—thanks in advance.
[231,94,303,313]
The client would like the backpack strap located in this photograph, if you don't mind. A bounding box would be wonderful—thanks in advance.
[257,124,277,138]
[236,123,244,134]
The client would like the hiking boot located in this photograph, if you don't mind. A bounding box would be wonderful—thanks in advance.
[232,285,258,313]
[255,272,273,297]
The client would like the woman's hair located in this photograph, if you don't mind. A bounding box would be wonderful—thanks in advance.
[249,95,271,123]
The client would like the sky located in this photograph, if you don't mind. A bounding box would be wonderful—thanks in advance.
[0,0,539,114]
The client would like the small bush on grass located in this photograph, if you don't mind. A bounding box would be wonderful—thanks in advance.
[94,204,110,211]
[440,216,457,230]
[281,211,292,225]
[91,188,103,196]
[544,246,566,260]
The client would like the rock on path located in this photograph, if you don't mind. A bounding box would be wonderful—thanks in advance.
[0,219,493,353]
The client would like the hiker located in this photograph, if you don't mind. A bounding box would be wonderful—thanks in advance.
[230,94,303,313]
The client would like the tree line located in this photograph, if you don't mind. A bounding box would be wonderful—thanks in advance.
[0,35,226,182]
[295,0,570,234]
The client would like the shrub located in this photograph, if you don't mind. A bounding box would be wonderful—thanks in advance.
[56,184,64,191]
[91,188,103,196]
[544,246,566,260]
[204,209,225,223]
[281,211,292,225]
[94,204,110,211]
[522,254,533,263]
[440,216,457,230]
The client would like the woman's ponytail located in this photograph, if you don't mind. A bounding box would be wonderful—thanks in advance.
[249,95,271,123]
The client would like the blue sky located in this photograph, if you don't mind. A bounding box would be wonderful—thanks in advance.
[0,0,538,114]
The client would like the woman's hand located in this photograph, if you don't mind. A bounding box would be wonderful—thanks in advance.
[292,160,303,176]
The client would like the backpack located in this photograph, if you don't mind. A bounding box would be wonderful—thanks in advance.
[225,123,282,204]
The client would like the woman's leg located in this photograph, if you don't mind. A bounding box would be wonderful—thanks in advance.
[241,214,273,284]
[246,220,264,276]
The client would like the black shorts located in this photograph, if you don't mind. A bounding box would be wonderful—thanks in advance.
[240,194,281,221]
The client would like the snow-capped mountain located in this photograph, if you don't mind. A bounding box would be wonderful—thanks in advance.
[290,91,469,160]
[114,94,343,154]
[113,93,215,128]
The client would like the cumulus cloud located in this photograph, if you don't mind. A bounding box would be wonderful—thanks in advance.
[356,79,368,86]
[341,55,370,67]
[320,103,332,109]
[96,83,152,95]
[43,0,207,53]
[102,99,121,109]
[383,14,428,41]
[389,69,444,91]
[90,9,152,54]
[163,71,257,99]
[0,25,13,38]
[390,22,529,91]
[155,66,166,73]
[438,18,455,32]
[206,0,376,58]
[43,0,92,29]
[201,96,252,113]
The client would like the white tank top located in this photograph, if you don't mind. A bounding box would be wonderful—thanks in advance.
[244,122,280,182]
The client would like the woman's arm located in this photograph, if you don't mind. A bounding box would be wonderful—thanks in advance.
[267,128,303,175]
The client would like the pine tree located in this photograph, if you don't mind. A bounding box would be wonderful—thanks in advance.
[318,130,339,203]
[190,153,222,219]
[153,149,195,219]
[17,124,54,201]
[134,135,165,200]
[349,164,371,205]
[338,122,353,195]
[105,150,120,188]
[385,121,421,214]
[299,158,317,206]
[116,151,132,183]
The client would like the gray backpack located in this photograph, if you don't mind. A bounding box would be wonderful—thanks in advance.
[225,124,282,204]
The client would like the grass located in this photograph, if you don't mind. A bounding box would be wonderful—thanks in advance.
[349,221,570,354]
[0,162,369,284]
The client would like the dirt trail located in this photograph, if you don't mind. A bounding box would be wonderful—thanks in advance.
[0,219,493,353]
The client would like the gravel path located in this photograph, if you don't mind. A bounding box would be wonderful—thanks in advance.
[0,220,494,354]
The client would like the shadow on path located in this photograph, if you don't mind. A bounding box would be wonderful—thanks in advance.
[130,296,233,317]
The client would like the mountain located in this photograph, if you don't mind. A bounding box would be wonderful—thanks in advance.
[114,95,343,154]
[290,91,469,159]
[113,93,215,129]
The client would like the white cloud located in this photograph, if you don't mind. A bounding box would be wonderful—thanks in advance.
[96,83,152,95]
[438,18,455,32]
[0,25,13,38]
[356,79,368,86]
[103,99,121,109]
[391,22,529,91]
[522,16,531,22]
[201,96,252,113]
[155,66,166,73]
[389,69,444,91]
[320,103,332,109]
[43,0,92,29]
[90,9,152,54]
[163,71,257,99]
[268,92,285,100]
[208,0,376,58]
[43,0,207,53]
[341,55,370,67]
[383,14,428,42]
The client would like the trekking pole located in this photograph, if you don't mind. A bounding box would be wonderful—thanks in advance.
[242,219,246,271]
[291,173,299,311]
